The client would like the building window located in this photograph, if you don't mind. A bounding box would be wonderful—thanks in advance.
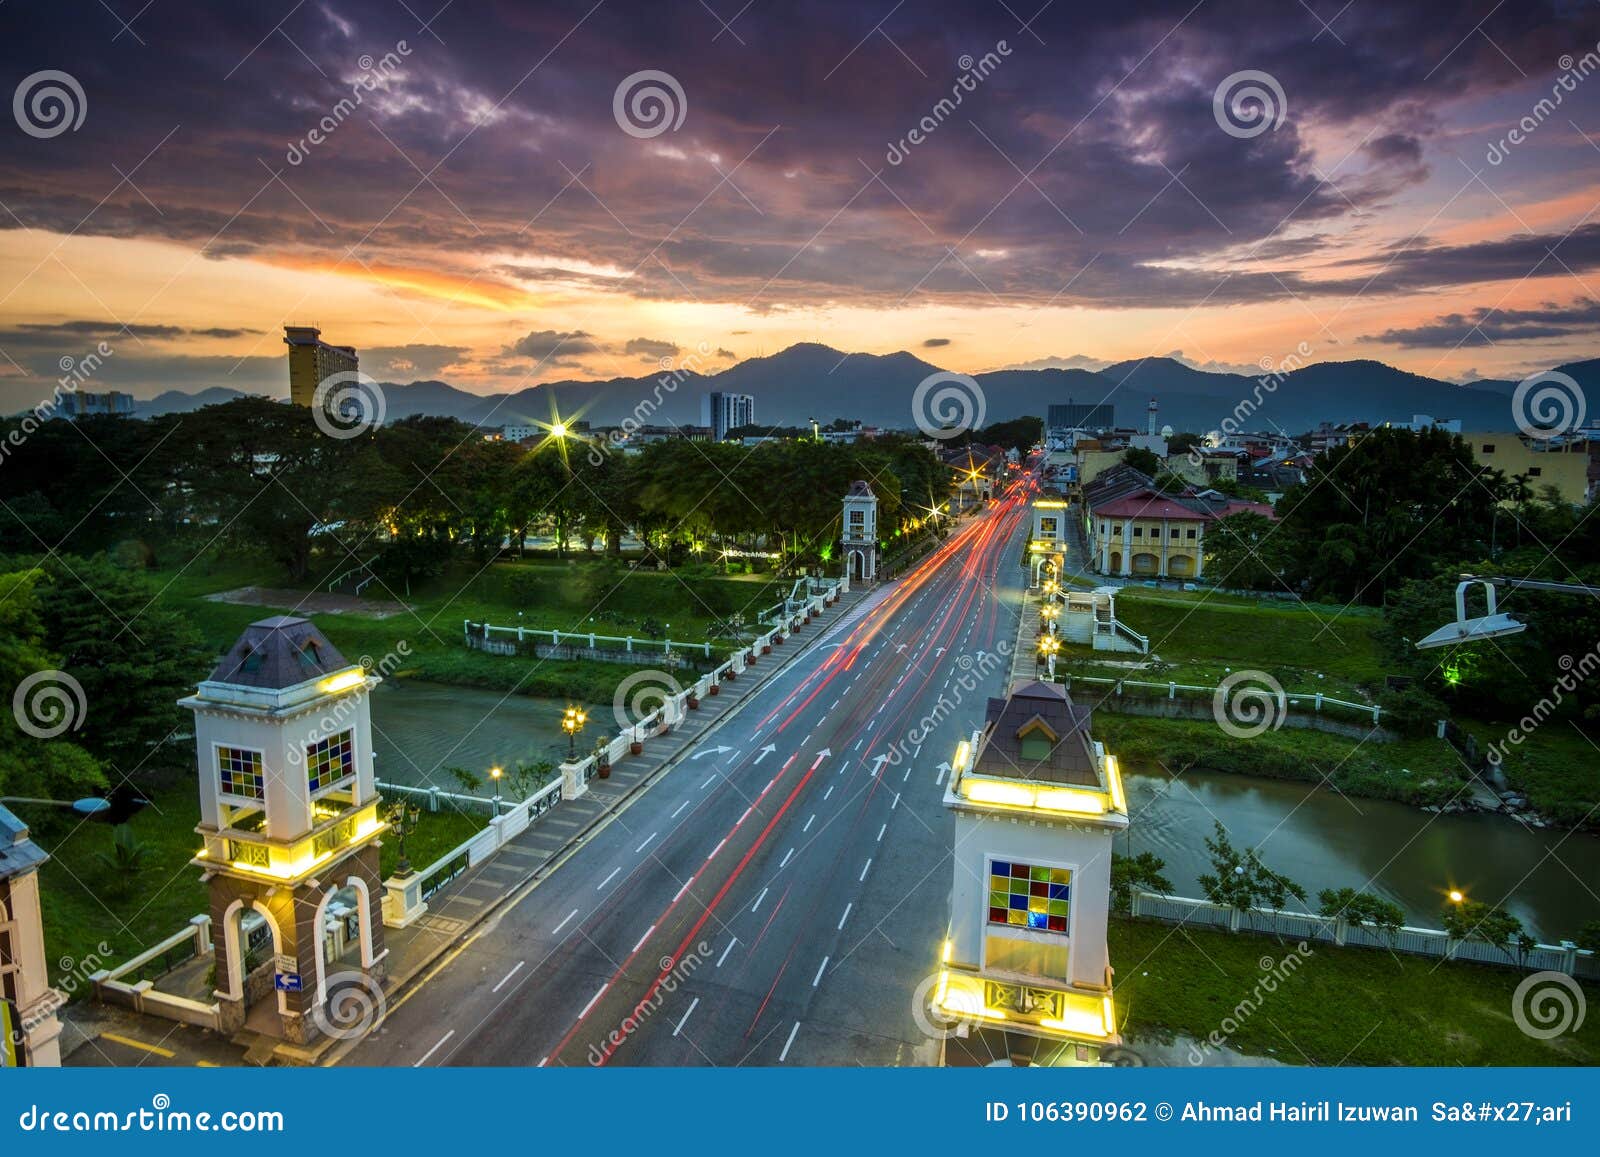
[849,510,864,526]
[1132,526,1143,538]
[1529,467,1542,477]
[1481,444,1495,454]
[218,746,265,801]
[987,860,1071,933]
[1186,528,1197,539]
[306,730,356,795]
[1039,517,1057,535]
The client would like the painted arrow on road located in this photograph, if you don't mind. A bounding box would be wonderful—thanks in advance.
[868,754,889,777]
[936,761,951,785]
[692,745,734,760]
[753,744,778,764]
[810,749,832,771]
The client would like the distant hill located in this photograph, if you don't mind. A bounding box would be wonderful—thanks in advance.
[122,346,1600,435]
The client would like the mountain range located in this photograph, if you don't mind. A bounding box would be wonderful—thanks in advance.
[136,343,1600,437]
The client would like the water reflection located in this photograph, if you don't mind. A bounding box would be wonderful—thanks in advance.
[1122,761,1600,941]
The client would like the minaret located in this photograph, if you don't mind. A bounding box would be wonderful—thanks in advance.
[841,480,880,583]
[181,616,387,1044]
[1147,396,1158,438]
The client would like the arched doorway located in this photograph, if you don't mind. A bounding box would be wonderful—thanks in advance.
[312,877,377,1014]
[221,898,286,1029]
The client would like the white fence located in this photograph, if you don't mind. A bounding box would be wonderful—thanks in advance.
[465,621,716,658]
[1129,891,1597,979]
[91,916,222,1029]
[1063,675,1385,726]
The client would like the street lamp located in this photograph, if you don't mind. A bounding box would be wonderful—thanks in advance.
[550,421,568,438]
[1038,635,1060,679]
[562,706,588,759]
[489,765,503,816]
[1448,889,1465,904]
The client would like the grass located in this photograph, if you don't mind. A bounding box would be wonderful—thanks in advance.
[1110,916,1600,1065]
[1091,714,1473,806]
[28,775,491,999]
[1460,722,1600,829]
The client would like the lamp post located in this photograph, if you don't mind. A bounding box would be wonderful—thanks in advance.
[1038,635,1060,679]
[385,799,421,876]
[489,765,502,817]
[562,706,588,759]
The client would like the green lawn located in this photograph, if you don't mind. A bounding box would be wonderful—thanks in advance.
[28,779,488,995]
[1111,916,1600,1065]
[1091,714,1472,806]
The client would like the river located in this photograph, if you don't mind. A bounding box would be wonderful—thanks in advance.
[1122,762,1600,941]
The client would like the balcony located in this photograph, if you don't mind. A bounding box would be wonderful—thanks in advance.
[934,965,1116,1043]
[194,798,384,885]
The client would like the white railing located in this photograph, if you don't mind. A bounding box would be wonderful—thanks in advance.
[1129,891,1596,978]
[91,916,221,1029]
[465,621,716,658]
[1063,675,1384,725]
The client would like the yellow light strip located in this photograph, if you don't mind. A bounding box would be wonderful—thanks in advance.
[962,777,1106,815]
[319,669,367,694]
[1106,754,1126,813]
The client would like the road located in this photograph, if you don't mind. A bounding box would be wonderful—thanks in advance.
[340,477,1036,1068]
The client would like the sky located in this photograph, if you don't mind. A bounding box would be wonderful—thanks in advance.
[3,0,1600,409]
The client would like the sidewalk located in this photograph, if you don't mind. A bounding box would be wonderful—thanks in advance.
[271,584,870,1066]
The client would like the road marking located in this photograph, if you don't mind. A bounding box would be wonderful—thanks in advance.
[779,847,794,867]
[101,1032,173,1058]
[752,886,769,912]
[707,838,726,860]
[859,857,872,881]
[632,924,657,954]
[892,792,901,809]
[854,739,864,751]
[837,902,852,930]
[491,961,525,993]
[823,785,834,800]
[636,832,657,852]
[803,814,815,832]
[414,1030,455,1067]
[701,774,717,789]
[597,866,621,890]
[717,937,738,967]
[876,823,886,842]
[552,908,579,934]
[580,984,608,1018]
[674,879,691,901]
[671,799,690,819]
[780,1020,801,1062]
[673,996,701,1037]
[903,766,911,782]
[812,956,829,986]
[739,807,751,824]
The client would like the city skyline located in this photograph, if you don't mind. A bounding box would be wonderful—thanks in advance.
[4,1,1600,412]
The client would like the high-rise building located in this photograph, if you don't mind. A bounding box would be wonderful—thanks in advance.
[702,391,755,441]
[1046,400,1114,430]
[284,325,359,408]
[58,390,135,419]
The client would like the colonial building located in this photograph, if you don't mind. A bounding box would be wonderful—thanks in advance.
[1083,465,1274,580]
[841,480,879,583]
[0,805,61,1066]
[936,680,1127,1060]
[1026,493,1070,586]
[181,616,386,1043]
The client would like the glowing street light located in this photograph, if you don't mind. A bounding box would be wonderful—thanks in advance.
[550,421,568,438]
[562,706,588,759]
[489,765,503,817]
[1448,889,1465,904]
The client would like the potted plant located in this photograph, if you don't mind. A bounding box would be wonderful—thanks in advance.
[687,690,700,710]
[773,633,784,646]
[629,734,644,756]
[595,743,612,780]
[708,679,721,695]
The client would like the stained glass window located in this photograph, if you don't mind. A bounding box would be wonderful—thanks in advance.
[218,746,264,800]
[306,730,355,794]
[986,860,1071,934]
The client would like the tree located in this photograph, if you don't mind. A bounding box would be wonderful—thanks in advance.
[1110,851,1172,913]
[1123,446,1162,475]
[93,824,150,894]
[1441,898,1535,964]
[1167,431,1204,456]
[1204,510,1286,590]
[444,766,482,794]
[1317,887,1404,939]
[1197,822,1307,916]
[1575,919,1600,953]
